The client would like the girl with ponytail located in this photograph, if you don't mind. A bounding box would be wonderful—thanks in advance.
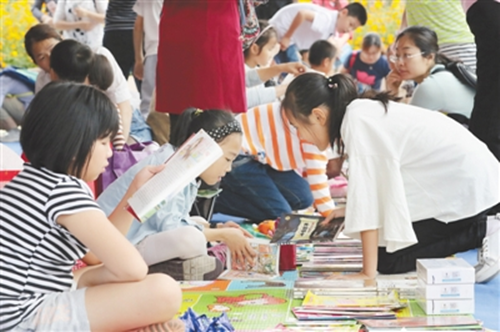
[282,72,500,283]
[97,107,256,280]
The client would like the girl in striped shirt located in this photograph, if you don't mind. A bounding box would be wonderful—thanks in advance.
[0,82,184,331]
[215,101,336,221]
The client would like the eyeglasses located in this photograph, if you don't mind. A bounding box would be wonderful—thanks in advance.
[389,52,425,63]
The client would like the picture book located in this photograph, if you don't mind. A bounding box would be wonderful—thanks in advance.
[358,316,480,329]
[227,280,294,291]
[178,289,294,331]
[271,214,345,244]
[219,238,280,280]
[127,129,222,222]
[179,280,230,292]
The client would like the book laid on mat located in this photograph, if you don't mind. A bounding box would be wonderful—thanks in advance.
[271,213,345,244]
[127,129,222,222]
[219,238,280,280]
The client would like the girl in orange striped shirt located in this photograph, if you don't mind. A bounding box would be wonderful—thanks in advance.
[215,102,336,221]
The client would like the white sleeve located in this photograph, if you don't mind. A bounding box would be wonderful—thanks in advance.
[133,0,144,16]
[53,0,66,22]
[344,154,418,253]
[97,47,131,104]
[310,11,330,34]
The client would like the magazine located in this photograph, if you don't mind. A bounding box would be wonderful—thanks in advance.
[127,129,223,222]
[271,214,345,244]
[219,238,280,280]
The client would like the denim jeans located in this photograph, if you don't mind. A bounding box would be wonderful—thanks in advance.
[130,108,153,142]
[214,156,313,221]
[274,44,300,64]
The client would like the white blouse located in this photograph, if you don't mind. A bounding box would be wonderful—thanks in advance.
[341,99,499,252]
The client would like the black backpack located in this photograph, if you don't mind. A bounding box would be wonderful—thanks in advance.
[432,62,477,90]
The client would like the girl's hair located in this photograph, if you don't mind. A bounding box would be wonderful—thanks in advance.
[24,24,63,63]
[50,39,93,83]
[21,82,119,178]
[282,73,392,154]
[362,32,383,51]
[170,108,241,148]
[88,54,114,91]
[396,26,454,65]
[243,20,277,58]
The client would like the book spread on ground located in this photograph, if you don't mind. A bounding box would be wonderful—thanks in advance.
[219,238,280,280]
[127,129,222,222]
[271,214,345,244]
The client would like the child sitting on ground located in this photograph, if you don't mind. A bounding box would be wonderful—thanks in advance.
[0,82,183,331]
[97,108,257,280]
[341,32,391,92]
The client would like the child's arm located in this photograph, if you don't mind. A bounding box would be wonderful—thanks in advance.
[360,229,378,278]
[74,6,105,24]
[203,228,257,267]
[255,62,306,83]
[117,100,133,142]
[133,15,145,80]
[280,10,316,50]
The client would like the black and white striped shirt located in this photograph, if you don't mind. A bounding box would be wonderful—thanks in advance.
[0,164,102,330]
[104,0,137,32]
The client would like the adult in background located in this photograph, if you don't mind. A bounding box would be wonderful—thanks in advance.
[103,0,140,90]
[155,0,247,135]
[465,0,500,161]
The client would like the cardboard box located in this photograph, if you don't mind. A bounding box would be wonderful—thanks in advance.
[417,279,474,299]
[417,298,474,315]
[416,258,474,284]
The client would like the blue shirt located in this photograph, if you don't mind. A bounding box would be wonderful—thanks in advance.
[96,144,201,245]
[344,51,391,91]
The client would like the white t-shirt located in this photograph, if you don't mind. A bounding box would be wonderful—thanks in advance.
[54,0,108,51]
[269,3,338,50]
[341,99,499,253]
[35,46,131,105]
[133,0,163,57]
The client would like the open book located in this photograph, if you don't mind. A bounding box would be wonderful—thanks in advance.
[219,238,280,280]
[127,130,222,222]
[271,214,345,244]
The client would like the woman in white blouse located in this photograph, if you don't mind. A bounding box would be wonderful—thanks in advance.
[282,72,500,283]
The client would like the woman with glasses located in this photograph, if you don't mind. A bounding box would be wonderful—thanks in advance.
[386,26,475,124]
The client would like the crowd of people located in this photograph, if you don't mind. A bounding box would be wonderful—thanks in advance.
[1,0,499,330]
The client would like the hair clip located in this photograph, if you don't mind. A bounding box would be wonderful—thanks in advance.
[193,108,204,117]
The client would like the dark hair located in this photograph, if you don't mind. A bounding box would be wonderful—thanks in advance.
[308,40,337,66]
[88,54,114,91]
[344,3,368,26]
[170,108,238,147]
[24,24,63,63]
[362,32,382,51]
[50,40,93,83]
[282,73,391,154]
[396,26,453,65]
[21,82,119,178]
[243,20,277,59]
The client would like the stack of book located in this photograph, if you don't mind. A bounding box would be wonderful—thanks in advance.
[416,258,475,315]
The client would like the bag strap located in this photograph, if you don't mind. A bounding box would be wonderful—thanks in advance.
[348,51,358,69]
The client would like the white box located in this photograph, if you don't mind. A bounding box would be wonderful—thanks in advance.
[417,298,475,315]
[417,279,474,299]
[416,258,474,284]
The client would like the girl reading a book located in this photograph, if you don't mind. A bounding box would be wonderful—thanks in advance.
[97,107,257,280]
[0,82,184,331]
[281,72,500,283]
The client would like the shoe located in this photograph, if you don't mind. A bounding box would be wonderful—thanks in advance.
[0,128,20,142]
[148,255,224,281]
[475,224,500,283]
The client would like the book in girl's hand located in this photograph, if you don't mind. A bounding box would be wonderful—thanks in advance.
[127,129,222,222]
[219,238,280,280]
[271,213,344,244]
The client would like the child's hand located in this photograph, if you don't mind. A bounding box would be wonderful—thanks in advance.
[133,60,144,80]
[130,164,166,194]
[220,221,253,238]
[280,36,291,51]
[281,62,306,76]
[79,20,97,31]
[321,206,345,226]
[221,228,257,268]
[74,6,90,18]
[386,70,403,95]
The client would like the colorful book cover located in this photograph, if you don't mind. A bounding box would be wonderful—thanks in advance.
[358,316,480,329]
[178,289,294,331]
[219,238,280,280]
[302,291,406,310]
[179,280,230,292]
[227,280,294,291]
[271,214,345,244]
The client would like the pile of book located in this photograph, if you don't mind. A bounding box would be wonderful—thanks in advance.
[416,258,475,315]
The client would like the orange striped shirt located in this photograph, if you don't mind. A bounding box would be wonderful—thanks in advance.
[237,102,335,216]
